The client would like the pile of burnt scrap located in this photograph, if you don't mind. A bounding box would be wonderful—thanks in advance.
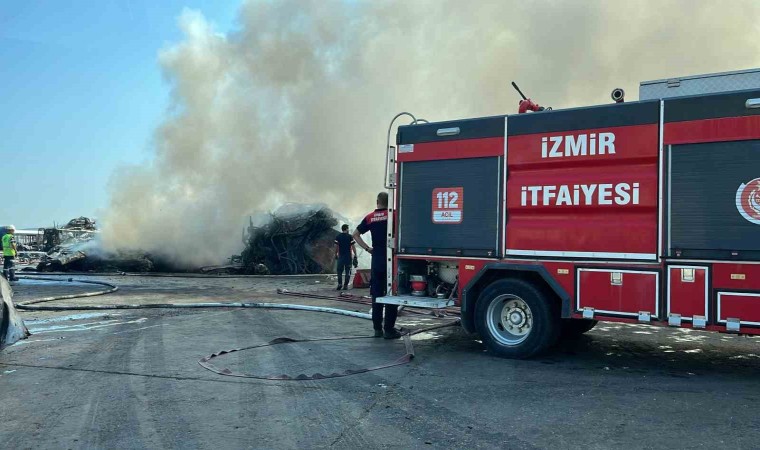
[35,217,153,273]
[37,247,154,273]
[36,216,99,271]
[240,205,339,275]
[40,216,98,253]
[32,208,347,275]
[64,217,97,230]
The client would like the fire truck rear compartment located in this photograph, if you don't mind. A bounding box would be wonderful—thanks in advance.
[398,156,502,257]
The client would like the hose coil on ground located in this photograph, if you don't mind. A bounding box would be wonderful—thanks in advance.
[13,275,460,380]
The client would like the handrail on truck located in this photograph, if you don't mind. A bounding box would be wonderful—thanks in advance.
[384,112,426,189]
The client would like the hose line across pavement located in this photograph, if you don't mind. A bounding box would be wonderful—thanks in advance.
[13,275,460,380]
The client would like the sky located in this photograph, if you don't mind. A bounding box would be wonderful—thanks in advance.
[0,0,239,228]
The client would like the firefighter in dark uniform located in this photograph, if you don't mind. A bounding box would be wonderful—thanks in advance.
[353,192,401,339]
[334,224,357,290]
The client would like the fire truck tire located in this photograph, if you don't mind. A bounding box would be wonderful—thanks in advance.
[474,278,559,359]
[560,319,597,339]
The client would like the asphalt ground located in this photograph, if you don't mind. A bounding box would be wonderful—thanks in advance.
[2,275,760,449]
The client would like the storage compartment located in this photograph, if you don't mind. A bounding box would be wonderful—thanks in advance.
[667,266,708,322]
[668,140,760,260]
[577,268,659,318]
[717,292,760,327]
[395,258,459,300]
[712,263,760,290]
[398,157,502,257]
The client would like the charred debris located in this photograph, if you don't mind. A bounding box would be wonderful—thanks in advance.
[17,217,154,273]
[19,206,346,275]
[240,205,340,275]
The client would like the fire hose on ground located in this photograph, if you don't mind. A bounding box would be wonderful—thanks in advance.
[11,276,461,380]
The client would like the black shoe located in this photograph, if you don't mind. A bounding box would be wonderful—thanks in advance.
[342,285,349,290]
[374,329,384,338]
[384,329,402,340]
[336,285,342,291]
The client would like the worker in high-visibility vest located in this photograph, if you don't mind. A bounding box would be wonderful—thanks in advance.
[2,225,17,281]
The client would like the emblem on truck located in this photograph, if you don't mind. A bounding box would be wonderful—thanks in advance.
[736,178,760,225]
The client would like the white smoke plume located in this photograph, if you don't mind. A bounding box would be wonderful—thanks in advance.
[100,0,760,267]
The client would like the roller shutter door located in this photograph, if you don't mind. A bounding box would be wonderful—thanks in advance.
[669,140,760,260]
[398,157,502,257]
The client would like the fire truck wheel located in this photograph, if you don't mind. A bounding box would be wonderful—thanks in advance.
[474,278,559,359]
[560,319,597,339]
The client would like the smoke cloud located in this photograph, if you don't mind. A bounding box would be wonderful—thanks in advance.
[100,0,760,267]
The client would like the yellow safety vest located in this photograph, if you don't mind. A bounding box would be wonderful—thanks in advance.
[2,234,15,257]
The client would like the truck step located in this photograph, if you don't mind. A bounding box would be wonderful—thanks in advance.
[375,295,454,308]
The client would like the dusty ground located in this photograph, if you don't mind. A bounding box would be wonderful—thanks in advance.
[2,274,760,449]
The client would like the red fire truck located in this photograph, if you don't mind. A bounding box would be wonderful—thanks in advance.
[377,68,760,358]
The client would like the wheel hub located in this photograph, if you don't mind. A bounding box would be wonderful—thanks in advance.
[487,295,534,345]
[505,308,526,328]
[501,301,530,335]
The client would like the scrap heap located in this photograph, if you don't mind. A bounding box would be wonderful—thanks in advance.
[36,217,153,272]
[33,207,345,275]
[241,205,339,275]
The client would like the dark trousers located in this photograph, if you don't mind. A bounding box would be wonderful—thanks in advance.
[336,258,351,288]
[370,269,398,331]
[372,298,398,332]
[3,256,15,281]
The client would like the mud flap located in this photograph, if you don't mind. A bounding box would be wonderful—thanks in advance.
[1,277,29,350]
